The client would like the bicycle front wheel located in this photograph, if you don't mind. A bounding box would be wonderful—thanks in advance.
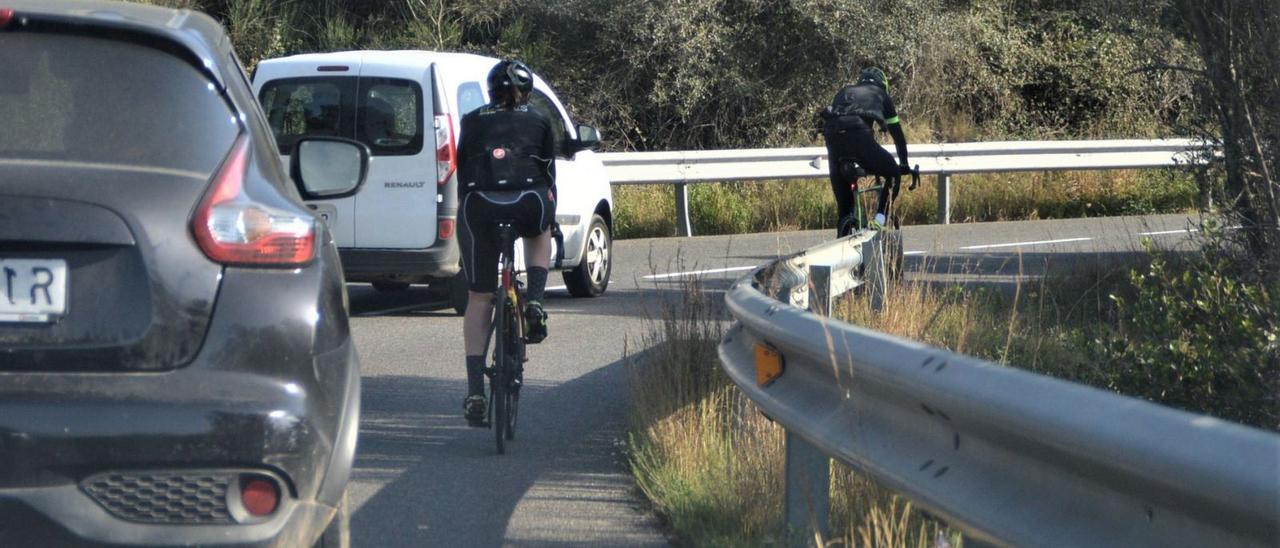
[492,291,508,454]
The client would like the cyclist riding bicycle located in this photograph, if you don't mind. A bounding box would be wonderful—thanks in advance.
[819,66,912,234]
[456,59,557,426]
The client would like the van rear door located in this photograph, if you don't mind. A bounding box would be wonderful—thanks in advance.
[255,61,361,247]
[353,60,438,248]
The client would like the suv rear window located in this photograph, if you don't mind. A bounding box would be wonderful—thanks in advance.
[259,77,424,157]
[0,32,239,174]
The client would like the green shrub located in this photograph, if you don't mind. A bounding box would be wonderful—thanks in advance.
[689,183,753,236]
[1093,247,1279,429]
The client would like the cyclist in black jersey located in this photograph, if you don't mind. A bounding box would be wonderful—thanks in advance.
[456,59,557,426]
[820,67,912,232]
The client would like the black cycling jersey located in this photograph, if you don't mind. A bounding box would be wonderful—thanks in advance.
[457,103,556,194]
[820,81,910,233]
[823,82,900,133]
[456,101,559,292]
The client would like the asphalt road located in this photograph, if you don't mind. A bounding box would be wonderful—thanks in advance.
[344,213,1202,546]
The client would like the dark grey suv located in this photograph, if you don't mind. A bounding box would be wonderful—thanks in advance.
[0,2,366,546]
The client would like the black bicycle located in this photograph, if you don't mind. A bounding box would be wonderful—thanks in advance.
[484,222,526,454]
[835,159,920,280]
[835,159,920,235]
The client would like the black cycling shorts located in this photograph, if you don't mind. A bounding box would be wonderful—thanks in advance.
[823,123,899,223]
[458,187,556,293]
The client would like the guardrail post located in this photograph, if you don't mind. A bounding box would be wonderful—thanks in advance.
[807,265,832,317]
[862,232,886,312]
[674,182,693,237]
[785,433,830,546]
[937,173,951,225]
[785,265,833,547]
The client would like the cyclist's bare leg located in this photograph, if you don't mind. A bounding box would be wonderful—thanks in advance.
[523,228,552,269]
[522,229,552,342]
[463,291,495,356]
[523,228,552,297]
[462,290,494,423]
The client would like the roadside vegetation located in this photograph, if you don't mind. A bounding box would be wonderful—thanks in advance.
[624,1,1276,541]
[133,0,1206,239]
[624,237,1275,545]
[614,169,1198,239]
[839,241,1278,431]
[625,277,959,546]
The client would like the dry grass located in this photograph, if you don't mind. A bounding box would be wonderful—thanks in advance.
[613,169,1197,239]
[625,276,957,546]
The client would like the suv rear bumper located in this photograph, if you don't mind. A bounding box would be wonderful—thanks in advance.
[0,337,360,547]
[1,295,360,548]
[339,237,460,284]
[0,488,335,548]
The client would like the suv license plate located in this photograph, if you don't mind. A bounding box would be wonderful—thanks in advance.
[1,259,68,323]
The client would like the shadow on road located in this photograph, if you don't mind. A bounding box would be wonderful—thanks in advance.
[898,249,1157,297]
[346,285,455,318]
[350,350,666,547]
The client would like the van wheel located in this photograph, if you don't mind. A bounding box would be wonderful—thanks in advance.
[313,489,349,548]
[372,281,410,292]
[564,215,611,297]
[449,271,469,316]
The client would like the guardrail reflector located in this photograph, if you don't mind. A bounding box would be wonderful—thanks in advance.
[755,343,784,387]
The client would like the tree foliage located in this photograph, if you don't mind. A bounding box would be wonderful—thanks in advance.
[1170,0,1279,275]
[134,0,1196,150]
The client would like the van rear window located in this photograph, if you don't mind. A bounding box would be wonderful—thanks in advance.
[259,77,423,157]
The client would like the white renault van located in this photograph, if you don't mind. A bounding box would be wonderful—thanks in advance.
[252,51,613,313]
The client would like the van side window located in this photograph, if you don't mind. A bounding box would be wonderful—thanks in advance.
[528,90,569,157]
[259,77,355,155]
[457,82,485,115]
[358,78,424,156]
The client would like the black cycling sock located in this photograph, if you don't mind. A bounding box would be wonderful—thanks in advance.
[465,355,486,397]
[526,267,549,303]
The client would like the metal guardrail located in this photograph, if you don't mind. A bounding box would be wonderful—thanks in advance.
[599,139,1207,235]
[718,231,1280,547]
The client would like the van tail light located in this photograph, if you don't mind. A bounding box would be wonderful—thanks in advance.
[192,136,316,266]
[435,114,456,186]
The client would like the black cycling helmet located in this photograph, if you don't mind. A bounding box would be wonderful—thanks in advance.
[858,66,889,91]
[487,59,535,95]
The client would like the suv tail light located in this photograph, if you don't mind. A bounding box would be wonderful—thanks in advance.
[435,114,456,186]
[438,219,456,240]
[192,136,315,266]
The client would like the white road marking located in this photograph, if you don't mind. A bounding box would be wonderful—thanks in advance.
[1140,228,1199,236]
[636,220,1213,283]
[959,237,1093,251]
[642,265,757,280]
